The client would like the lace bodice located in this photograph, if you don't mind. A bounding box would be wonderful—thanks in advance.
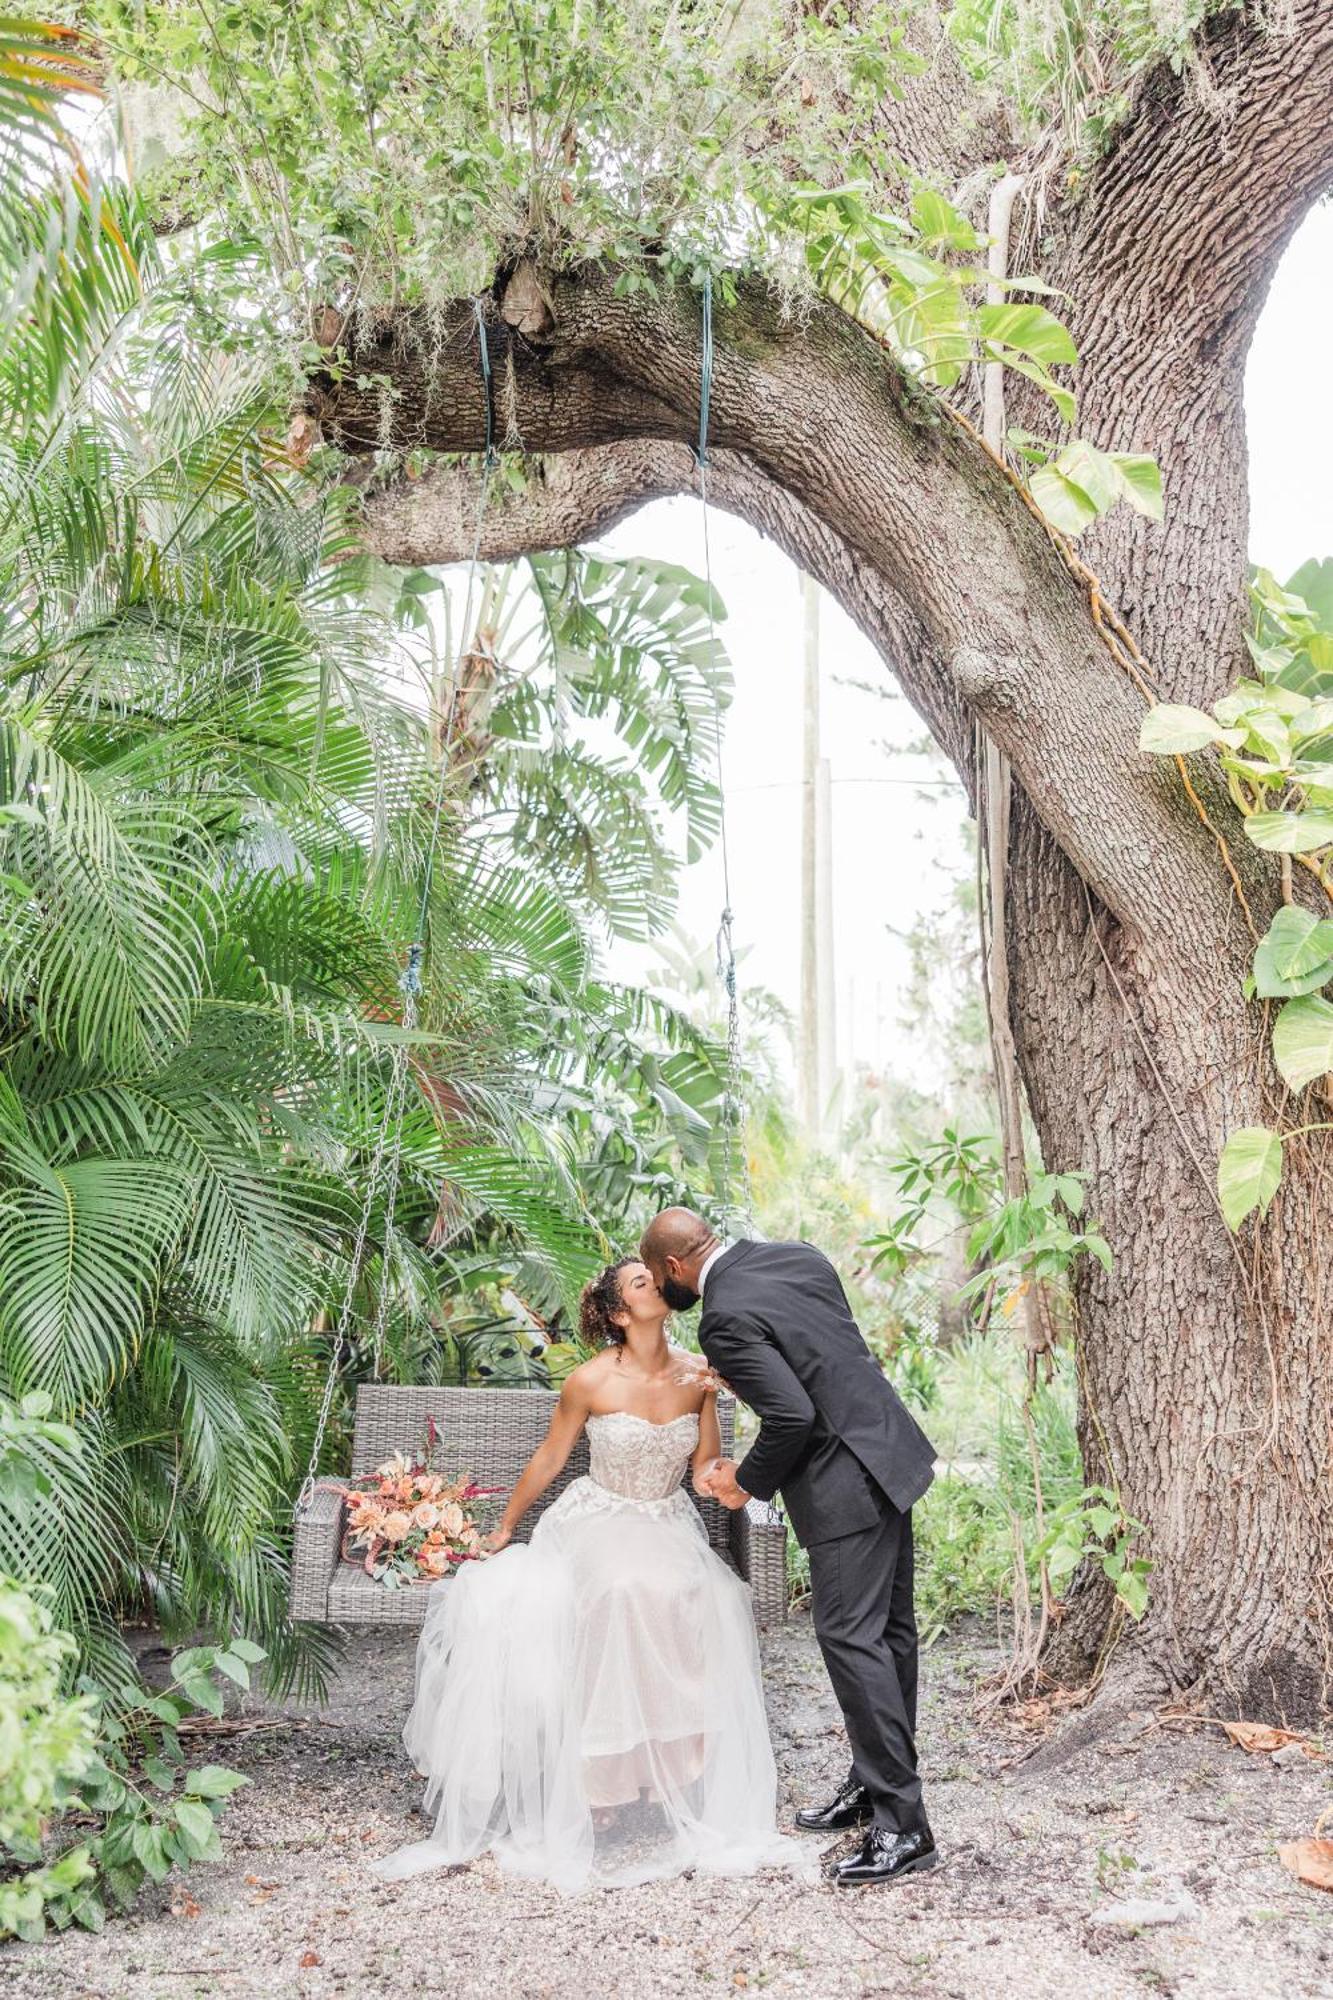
[585,1411,699,1502]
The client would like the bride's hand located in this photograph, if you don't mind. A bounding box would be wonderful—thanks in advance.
[483,1525,514,1554]
[692,1456,723,1497]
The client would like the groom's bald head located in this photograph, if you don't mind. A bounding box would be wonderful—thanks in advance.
[640,1207,718,1311]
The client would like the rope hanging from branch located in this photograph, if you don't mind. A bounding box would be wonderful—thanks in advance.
[694,274,751,1229]
[295,285,750,1518]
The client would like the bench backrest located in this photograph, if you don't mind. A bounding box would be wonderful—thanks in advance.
[350,1384,735,1555]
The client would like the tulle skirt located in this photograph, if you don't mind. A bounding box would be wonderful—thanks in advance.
[373,1476,811,1892]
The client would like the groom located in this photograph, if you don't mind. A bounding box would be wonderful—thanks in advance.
[640,1209,938,1885]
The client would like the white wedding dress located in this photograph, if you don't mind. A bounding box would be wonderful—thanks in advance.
[374,1411,809,1892]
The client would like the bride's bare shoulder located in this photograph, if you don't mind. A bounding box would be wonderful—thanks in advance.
[561,1352,616,1401]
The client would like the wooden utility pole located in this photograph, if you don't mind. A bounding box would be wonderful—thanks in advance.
[816,745,836,1136]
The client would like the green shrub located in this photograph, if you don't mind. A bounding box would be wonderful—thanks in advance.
[0,1579,100,1940]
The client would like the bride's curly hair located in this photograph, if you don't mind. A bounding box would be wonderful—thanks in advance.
[579,1257,640,1350]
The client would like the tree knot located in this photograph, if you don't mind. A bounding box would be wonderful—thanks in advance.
[952,645,1021,714]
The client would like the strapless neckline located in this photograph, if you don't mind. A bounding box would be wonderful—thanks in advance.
[587,1410,700,1433]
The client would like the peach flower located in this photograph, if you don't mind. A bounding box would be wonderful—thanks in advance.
[412,1502,440,1530]
[381,1510,412,1542]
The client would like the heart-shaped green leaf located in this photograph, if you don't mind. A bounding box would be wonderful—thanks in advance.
[1272,995,1333,1089]
[1217,1127,1283,1230]
[1111,453,1163,522]
[1029,464,1098,536]
[1252,907,1333,997]
[1138,705,1232,755]
[1244,811,1333,854]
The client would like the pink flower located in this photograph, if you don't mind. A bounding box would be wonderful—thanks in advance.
[412,1502,440,1530]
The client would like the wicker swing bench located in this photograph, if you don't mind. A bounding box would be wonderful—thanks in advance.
[290,1384,790,1629]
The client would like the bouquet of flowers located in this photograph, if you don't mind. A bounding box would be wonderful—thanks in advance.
[332,1449,505,1589]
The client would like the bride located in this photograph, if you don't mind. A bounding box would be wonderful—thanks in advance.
[374,1256,807,1892]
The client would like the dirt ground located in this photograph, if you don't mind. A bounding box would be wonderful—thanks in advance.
[2,1614,1330,2000]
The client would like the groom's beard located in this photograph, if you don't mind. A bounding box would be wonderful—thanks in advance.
[661,1276,700,1312]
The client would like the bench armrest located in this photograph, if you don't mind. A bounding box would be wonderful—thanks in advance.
[728,1496,788,1626]
[290,1485,344,1623]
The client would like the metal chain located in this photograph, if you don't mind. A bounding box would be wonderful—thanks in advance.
[295,303,498,1517]
[365,1021,417,1379]
[295,1044,412,1513]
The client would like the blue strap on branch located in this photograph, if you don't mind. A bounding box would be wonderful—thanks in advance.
[474,296,501,471]
[696,272,713,470]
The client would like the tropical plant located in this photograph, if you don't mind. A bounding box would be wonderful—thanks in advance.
[946,0,1235,155]
[0,26,740,1699]
[864,1133,1109,1330]
[438,550,731,941]
[0,1577,99,1940]
[10,1635,259,1942]
[0,1391,257,1942]
[1139,560,1333,1228]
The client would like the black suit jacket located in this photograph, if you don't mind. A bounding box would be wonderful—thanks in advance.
[699,1239,936,1547]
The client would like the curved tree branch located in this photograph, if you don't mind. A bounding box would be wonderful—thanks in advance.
[320,270,1241,955]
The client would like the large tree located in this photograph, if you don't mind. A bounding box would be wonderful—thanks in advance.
[103,0,1333,1719]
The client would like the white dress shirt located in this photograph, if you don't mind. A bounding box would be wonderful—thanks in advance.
[696,1240,734,1297]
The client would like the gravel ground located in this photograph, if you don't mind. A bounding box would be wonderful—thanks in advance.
[3,1615,1331,2000]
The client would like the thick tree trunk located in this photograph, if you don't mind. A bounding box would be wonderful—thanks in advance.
[316,6,1333,1719]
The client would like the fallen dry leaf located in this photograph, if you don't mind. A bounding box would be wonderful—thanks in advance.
[299,1951,323,1968]
[170,1893,202,1919]
[1278,1838,1333,1893]
[1221,1719,1307,1755]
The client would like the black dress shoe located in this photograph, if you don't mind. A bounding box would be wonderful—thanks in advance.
[794,1779,874,1833]
[832,1824,937,1886]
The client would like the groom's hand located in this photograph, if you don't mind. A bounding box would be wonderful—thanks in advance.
[705,1458,751,1511]
[671,1355,732,1396]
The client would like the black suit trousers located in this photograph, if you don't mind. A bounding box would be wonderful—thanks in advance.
[807,1500,923,1835]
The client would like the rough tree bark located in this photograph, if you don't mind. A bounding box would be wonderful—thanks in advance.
[315,2,1333,1720]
